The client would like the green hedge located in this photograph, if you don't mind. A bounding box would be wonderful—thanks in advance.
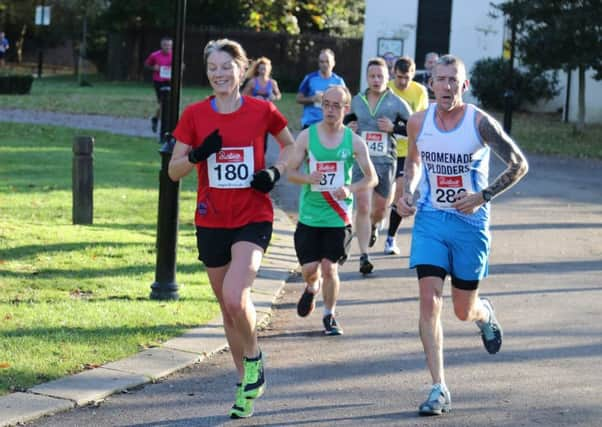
[0,74,34,94]
[470,58,559,110]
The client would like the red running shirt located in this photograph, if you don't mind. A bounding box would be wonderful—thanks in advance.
[173,96,287,228]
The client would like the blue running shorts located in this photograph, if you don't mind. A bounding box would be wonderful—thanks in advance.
[409,209,490,281]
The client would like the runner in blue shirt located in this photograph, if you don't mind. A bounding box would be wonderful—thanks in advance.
[0,31,9,68]
[296,49,346,129]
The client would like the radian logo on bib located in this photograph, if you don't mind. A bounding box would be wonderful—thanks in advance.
[217,150,244,163]
[437,175,462,188]
[364,132,384,142]
[317,162,338,173]
[361,131,387,157]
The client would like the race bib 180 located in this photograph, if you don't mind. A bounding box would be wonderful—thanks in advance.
[361,131,387,157]
[310,160,344,192]
[207,147,254,189]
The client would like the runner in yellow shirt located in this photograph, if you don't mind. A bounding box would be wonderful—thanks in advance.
[385,57,428,255]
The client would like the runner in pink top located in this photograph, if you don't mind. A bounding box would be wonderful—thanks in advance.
[144,37,173,133]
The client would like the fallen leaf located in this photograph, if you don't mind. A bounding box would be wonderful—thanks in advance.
[0,362,11,369]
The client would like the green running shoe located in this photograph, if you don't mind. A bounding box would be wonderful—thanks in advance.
[229,384,254,419]
[242,352,265,399]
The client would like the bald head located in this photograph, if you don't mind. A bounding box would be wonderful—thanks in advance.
[323,85,351,106]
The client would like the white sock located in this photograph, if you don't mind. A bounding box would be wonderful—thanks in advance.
[433,382,448,392]
[306,280,320,293]
[323,307,333,316]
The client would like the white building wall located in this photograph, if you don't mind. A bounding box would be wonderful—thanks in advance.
[448,0,505,103]
[567,69,602,124]
[360,0,419,90]
[361,0,505,94]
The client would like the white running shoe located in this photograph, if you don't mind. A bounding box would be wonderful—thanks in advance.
[384,236,400,255]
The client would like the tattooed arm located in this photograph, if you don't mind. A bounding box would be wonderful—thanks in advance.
[397,111,425,217]
[453,110,529,214]
[478,112,529,199]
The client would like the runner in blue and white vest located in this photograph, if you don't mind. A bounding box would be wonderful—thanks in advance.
[397,54,529,417]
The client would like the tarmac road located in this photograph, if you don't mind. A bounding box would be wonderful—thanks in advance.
[29,147,602,426]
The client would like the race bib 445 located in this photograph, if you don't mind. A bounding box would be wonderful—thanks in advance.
[361,131,387,157]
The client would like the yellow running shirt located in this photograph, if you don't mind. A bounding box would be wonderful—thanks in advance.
[388,80,428,157]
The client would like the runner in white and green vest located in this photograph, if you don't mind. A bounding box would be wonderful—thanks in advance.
[287,85,376,336]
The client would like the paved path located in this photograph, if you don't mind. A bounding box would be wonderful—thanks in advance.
[23,136,602,426]
[0,108,156,139]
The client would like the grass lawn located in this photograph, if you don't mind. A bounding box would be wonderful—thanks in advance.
[0,122,220,395]
[492,111,602,159]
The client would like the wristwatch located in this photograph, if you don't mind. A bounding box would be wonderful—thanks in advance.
[482,189,493,202]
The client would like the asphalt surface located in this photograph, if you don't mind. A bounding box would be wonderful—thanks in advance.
[0,108,156,139]
[26,139,602,426]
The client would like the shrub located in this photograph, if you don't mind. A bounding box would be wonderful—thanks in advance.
[470,57,559,110]
[0,74,34,94]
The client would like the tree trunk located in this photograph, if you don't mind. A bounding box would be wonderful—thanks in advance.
[576,65,586,133]
[15,24,27,64]
[78,15,88,86]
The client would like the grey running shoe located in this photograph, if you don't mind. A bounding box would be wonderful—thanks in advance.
[323,314,344,336]
[476,298,503,354]
[359,253,374,275]
[419,383,451,416]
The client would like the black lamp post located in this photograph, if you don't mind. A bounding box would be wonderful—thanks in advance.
[503,1,517,134]
[37,0,46,78]
[150,0,187,300]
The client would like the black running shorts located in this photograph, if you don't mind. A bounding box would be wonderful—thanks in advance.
[153,81,171,102]
[294,222,352,265]
[395,157,406,179]
[196,221,272,268]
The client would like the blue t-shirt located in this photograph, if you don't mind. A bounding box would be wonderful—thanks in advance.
[0,37,8,54]
[298,71,346,127]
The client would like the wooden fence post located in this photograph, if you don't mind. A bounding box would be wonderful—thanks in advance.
[72,136,94,225]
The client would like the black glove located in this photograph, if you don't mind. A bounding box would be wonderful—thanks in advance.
[188,129,222,163]
[393,113,408,136]
[343,112,357,125]
[250,166,280,193]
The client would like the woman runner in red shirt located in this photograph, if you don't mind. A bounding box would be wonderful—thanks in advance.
[168,39,294,419]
